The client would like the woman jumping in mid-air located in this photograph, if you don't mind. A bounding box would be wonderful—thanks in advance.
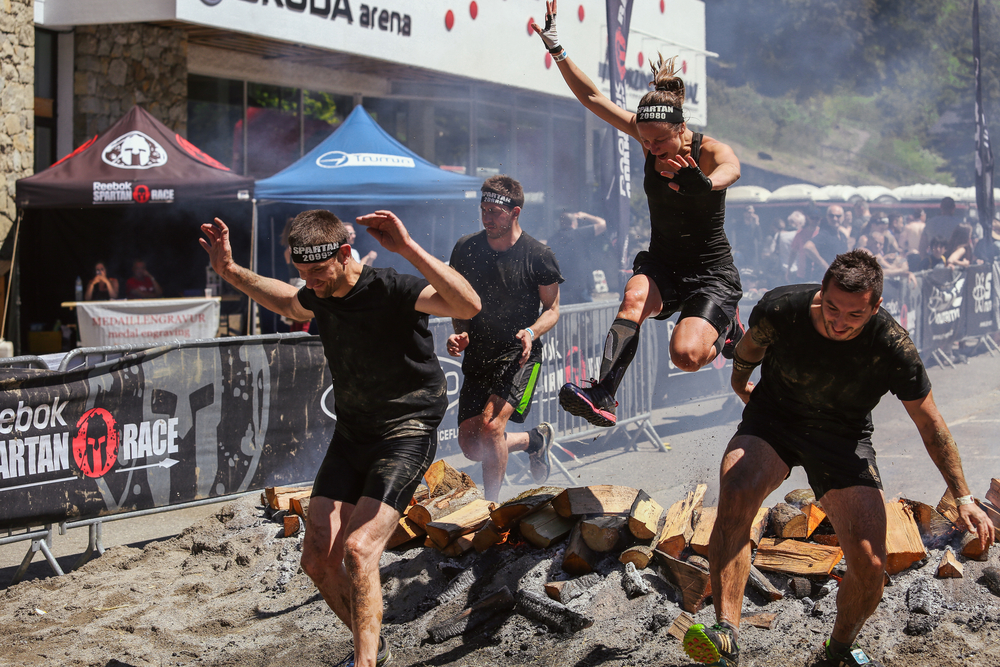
[532,0,745,428]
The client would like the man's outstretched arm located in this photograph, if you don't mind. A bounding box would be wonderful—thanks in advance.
[357,210,481,320]
[902,391,995,545]
[200,218,313,321]
[729,318,772,403]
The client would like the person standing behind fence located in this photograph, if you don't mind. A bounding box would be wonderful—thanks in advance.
[547,210,607,305]
[685,249,993,667]
[447,175,563,502]
[800,205,850,281]
[531,1,744,429]
[200,209,481,667]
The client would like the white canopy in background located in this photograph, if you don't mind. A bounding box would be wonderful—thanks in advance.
[727,182,996,206]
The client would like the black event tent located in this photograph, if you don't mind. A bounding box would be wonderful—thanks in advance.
[10,106,255,354]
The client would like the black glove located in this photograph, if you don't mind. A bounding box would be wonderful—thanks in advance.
[672,165,713,196]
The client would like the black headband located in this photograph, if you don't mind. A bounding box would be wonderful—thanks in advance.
[636,104,684,124]
[481,190,516,209]
[290,243,341,264]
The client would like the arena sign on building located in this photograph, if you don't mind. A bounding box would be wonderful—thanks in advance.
[34,0,711,125]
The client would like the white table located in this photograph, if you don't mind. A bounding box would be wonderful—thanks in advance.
[62,297,222,347]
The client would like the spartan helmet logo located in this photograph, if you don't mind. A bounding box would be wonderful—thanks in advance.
[72,408,120,478]
[102,131,168,170]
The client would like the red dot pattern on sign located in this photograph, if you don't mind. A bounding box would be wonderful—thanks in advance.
[445,10,455,31]
[660,0,665,13]
[469,1,477,20]
[638,53,644,68]
[578,5,585,21]
[545,52,553,69]
[527,17,535,36]
[682,60,688,74]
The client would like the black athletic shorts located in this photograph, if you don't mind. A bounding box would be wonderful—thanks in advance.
[735,410,883,501]
[458,349,542,425]
[632,251,742,334]
[311,430,437,515]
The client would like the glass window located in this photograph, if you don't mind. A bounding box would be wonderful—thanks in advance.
[303,90,352,154]
[367,97,411,145]
[552,117,585,212]
[187,75,243,170]
[34,30,56,99]
[513,108,549,196]
[434,101,470,173]
[475,102,511,179]
[34,28,57,171]
[241,82,300,179]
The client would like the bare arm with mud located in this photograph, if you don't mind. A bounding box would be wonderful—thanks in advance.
[730,318,773,403]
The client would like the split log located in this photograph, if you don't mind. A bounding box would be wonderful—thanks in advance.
[885,501,928,574]
[628,490,664,540]
[747,564,783,601]
[784,488,817,508]
[562,521,599,575]
[978,501,1000,542]
[290,496,310,519]
[544,573,601,605]
[769,503,808,539]
[936,548,963,579]
[580,515,628,553]
[936,488,961,524]
[666,612,695,641]
[902,498,956,547]
[490,486,564,530]
[656,484,707,558]
[408,485,484,531]
[520,504,575,548]
[619,545,654,570]
[812,534,840,547]
[472,520,508,553]
[690,507,716,557]
[283,514,301,537]
[749,507,770,548]
[426,586,515,644]
[754,538,843,577]
[686,555,710,573]
[515,589,593,633]
[742,612,778,629]
[986,478,1000,509]
[803,503,826,538]
[441,533,476,557]
[387,515,425,550]
[552,485,639,518]
[424,499,494,549]
[264,486,312,511]
[422,459,469,498]
[409,483,428,506]
[959,531,990,561]
[653,549,712,613]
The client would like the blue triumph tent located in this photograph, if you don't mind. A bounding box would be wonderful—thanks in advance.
[253,105,483,332]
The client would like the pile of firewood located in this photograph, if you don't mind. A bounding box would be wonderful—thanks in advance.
[260,486,311,536]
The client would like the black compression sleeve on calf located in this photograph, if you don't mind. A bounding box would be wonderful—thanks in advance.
[598,318,640,395]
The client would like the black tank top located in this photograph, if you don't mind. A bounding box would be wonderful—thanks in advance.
[643,133,733,269]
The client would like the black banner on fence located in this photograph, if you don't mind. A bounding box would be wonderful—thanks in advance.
[964,262,997,336]
[0,336,333,529]
[921,268,967,349]
[880,274,923,350]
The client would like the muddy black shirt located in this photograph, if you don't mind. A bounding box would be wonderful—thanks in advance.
[450,231,563,374]
[297,266,447,443]
[643,133,733,269]
[745,284,931,440]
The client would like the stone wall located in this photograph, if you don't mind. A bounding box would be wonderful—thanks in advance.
[74,23,187,146]
[0,0,35,241]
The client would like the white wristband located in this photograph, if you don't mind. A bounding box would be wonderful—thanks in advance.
[525,327,535,340]
[955,495,975,506]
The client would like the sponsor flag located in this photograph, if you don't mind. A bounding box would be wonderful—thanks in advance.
[974,0,996,258]
[606,0,635,271]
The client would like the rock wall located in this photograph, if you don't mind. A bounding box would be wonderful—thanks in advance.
[73,23,187,146]
[0,0,35,240]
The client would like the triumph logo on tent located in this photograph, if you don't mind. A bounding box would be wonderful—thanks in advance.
[102,131,168,170]
[316,151,415,169]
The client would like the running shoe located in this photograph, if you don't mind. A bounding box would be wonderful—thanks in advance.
[823,640,883,666]
[683,623,740,666]
[527,422,554,483]
[721,308,745,360]
[333,635,392,667]
[559,381,617,427]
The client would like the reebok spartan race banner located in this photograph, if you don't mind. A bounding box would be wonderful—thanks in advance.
[0,336,333,529]
[606,0,635,271]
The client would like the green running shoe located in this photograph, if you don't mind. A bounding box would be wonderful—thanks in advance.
[683,622,740,666]
[333,635,392,667]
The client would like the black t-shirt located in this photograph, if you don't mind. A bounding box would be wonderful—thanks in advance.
[297,266,447,443]
[811,227,849,264]
[745,284,931,440]
[450,231,563,373]
[643,133,733,269]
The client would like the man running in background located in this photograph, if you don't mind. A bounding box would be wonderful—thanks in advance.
[201,209,480,667]
[685,250,993,667]
[448,175,563,502]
